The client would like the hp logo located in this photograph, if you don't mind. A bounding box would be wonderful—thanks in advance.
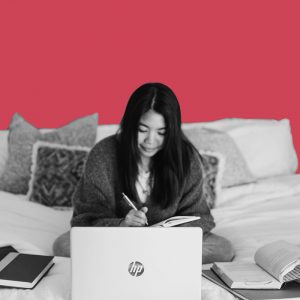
[128,261,144,277]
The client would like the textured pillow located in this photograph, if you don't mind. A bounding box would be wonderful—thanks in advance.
[0,113,98,194]
[200,150,224,208]
[184,127,255,188]
[28,142,90,207]
[0,130,9,177]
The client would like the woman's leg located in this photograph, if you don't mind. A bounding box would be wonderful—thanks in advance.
[202,232,235,264]
[53,231,71,257]
[53,230,234,262]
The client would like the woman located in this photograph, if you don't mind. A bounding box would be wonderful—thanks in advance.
[53,82,234,263]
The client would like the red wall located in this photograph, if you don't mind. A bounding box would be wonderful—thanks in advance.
[1,1,300,168]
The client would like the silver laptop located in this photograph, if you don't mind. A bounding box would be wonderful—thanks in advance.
[71,227,202,300]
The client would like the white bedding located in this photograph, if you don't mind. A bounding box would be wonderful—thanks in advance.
[0,193,72,255]
[1,174,300,300]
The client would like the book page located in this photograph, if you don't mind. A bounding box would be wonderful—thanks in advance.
[151,216,200,227]
[212,262,282,289]
[254,240,300,282]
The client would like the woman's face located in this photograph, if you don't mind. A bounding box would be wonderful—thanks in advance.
[137,109,166,161]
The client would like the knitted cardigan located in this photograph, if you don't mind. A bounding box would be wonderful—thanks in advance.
[71,135,215,234]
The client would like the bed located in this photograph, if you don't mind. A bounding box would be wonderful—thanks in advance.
[0,114,299,300]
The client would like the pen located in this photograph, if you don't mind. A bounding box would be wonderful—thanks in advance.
[122,192,138,210]
[122,193,148,226]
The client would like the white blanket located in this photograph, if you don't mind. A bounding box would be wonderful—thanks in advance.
[0,193,72,300]
[0,192,72,255]
[1,174,300,300]
[214,174,300,261]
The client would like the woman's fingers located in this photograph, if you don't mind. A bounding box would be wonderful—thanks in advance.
[140,207,148,213]
[125,208,148,226]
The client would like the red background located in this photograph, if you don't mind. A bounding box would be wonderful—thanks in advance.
[1,1,300,168]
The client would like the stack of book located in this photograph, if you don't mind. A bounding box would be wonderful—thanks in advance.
[203,240,300,300]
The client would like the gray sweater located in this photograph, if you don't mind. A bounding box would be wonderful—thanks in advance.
[71,135,215,234]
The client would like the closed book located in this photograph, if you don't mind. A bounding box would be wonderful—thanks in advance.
[0,247,54,289]
[0,246,18,260]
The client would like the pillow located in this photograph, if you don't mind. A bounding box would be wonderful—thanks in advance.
[96,124,119,143]
[200,150,224,208]
[184,127,255,188]
[0,130,9,177]
[28,142,90,207]
[225,119,298,179]
[183,118,298,179]
[182,118,280,132]
[0,113,98,194]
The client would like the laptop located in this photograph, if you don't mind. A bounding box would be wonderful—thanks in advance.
[71,227,202,300]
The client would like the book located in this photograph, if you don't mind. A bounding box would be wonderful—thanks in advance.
[0,246,54,289]
[211,240,300,290]
[151,216,200,227]
[0,246,18,260]
[203,269,300,300]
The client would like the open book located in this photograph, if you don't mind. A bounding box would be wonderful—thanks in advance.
[203,269,300,300]
[151,216,200,227]
[212,240,300,289]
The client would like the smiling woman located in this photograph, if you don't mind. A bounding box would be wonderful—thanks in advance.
[53,82,235,264]
[137,110,166,163]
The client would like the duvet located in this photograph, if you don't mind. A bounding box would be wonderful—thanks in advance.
[1,174,300,300]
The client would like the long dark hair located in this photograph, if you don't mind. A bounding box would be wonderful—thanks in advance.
[118,82,198,208]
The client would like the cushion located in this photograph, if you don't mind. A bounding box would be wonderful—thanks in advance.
[183,118,298,179]
[182,118,280,132]
[28,142,89,207]
[184,127,255,188]
[225,119,298,179]
[0,130,9,177]
[0,113,98,194]
[96,124,119,143]
[200,150,224,208]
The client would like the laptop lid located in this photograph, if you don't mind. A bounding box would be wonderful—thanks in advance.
[71,227,202,300]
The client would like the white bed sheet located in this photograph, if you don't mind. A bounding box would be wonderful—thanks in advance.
[0,193,72,300]
[1,174,300,300]
[0,192,72,255]
[214,174,300,261]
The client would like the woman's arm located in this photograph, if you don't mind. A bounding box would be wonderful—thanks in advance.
[176,151,216,234]
[71,174,123,227]
[71,138,123,227]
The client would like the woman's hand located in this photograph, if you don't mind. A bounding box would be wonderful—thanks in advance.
[120,207,148,227]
